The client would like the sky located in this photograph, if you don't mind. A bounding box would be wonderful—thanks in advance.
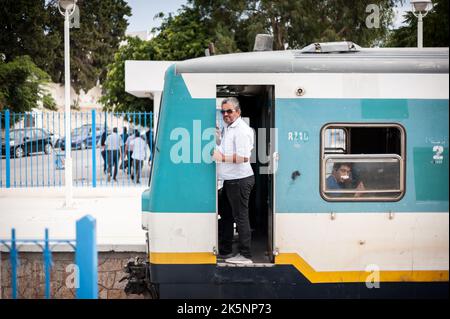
[125,0,410,33]
[125,0,187,33]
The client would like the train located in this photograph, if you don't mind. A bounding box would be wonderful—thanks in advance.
[124,41,449,298]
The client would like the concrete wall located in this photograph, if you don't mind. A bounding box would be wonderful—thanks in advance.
[44,83,103,111]
[0,188,147,252]
[0,188,148,299]
[0,252,146,299]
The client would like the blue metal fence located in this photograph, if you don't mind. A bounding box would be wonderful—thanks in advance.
[0,215,98,299]
[0,110,153,188]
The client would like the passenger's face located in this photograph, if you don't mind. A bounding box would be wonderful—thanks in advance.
[221,102,240,125]
[335,165,352,183]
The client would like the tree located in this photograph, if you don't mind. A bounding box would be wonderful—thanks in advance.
[185,0,401,50]
[0,0,60,71]
[387,0,449,47]
[45,0,132,93]
[100,37,156,113]
[0,0,131,94]
[152,6,213,60]
[0,56,51,114]
[101,0,404,113]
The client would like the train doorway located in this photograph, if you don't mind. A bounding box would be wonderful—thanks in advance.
[216,85,275,263]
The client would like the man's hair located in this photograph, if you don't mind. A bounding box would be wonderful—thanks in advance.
[135,130,140,137]
[221,97,241,112]
[333,162,352,172]
[113,127,118,133]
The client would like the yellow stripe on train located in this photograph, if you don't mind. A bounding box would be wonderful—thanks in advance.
[275,253,449,283]
[150,252,217,264]
[148,252,448,283]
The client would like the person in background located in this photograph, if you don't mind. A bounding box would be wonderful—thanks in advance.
[326,162,365,197]
[105,127,123,182]
[124,130,137,175]
[130,131,148,184]
[120,127,129,170]
[100,125,108,174]
[145,128,153,163]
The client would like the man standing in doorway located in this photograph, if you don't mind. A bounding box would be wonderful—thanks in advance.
[213,97,255,264]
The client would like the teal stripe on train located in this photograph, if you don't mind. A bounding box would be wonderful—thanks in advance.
[275,98,449,213]
[143,65,216,213]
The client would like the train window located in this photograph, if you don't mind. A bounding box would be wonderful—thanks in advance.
[324,128,347,154]
[321,124,405,201]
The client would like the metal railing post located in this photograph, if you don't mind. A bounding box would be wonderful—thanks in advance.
[75,215,98,299]
[43,228,53,299]
[5,110,10,188]
[10,228,18,299]
[91,110,97,187]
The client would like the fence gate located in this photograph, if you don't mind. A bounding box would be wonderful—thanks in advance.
[0,215,98,299]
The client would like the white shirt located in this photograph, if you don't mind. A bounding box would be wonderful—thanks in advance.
[130,137,148,161]
[125,135,135,152]
[217,117,254,180]
[105,132,123,151]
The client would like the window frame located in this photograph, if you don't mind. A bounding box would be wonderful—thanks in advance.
[320,123,406,202]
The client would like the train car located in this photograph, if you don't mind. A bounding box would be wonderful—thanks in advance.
[127,42,449,298]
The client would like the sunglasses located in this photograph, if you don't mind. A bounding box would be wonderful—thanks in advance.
[220,109,235,115]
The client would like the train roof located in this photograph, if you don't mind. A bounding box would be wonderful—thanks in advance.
[176,47,449,74]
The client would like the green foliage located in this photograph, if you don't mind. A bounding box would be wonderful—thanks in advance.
[42,93,58,111]
[152,7,213,60]
[184,0,401,50]
[46,0,132,93]
[0,0,61,76]
[387,0,449,47]
[100,37,156,113]
[0,56,50,113]
[0,0,131,94]
[102,0,405,113]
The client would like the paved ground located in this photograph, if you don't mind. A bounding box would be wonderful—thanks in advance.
[0,147,151,188]
[0,187,147,252]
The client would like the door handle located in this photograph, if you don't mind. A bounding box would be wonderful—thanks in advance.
[272,152,279,174]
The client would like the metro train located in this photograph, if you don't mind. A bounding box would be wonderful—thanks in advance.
[125,42,449,298]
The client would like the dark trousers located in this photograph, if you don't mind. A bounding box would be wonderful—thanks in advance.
[101,149,107,172]
[107,150,120,179]
[131,159,143,183]
[219,175,255,258]
[126,151,133,174]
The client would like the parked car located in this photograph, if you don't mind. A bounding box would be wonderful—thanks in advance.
[60,124,108,151]
[1,128,53,158]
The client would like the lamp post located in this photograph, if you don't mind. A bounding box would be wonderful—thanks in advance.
[58,0,77,207]
[410,0,433,48]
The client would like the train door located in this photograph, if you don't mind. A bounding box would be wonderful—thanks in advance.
[216,85,275,263]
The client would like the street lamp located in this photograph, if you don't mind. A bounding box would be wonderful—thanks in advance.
[410,0,433,48]
[58,0,77,207]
